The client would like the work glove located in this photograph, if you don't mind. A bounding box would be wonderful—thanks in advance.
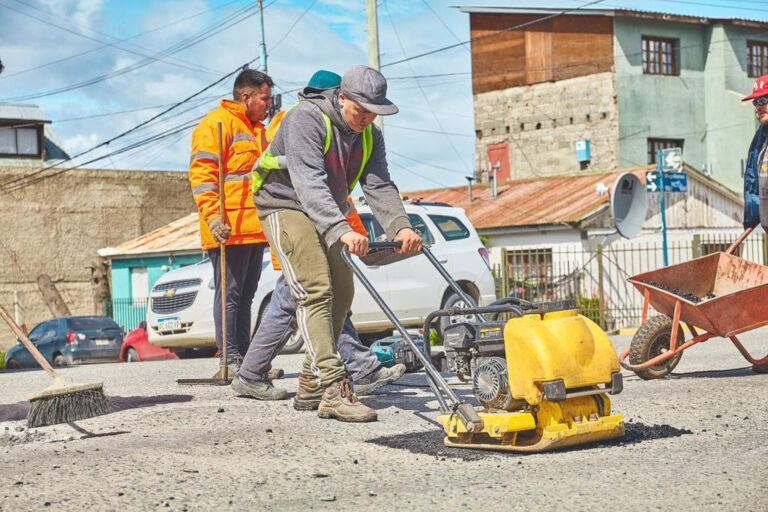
[208,216,231,244]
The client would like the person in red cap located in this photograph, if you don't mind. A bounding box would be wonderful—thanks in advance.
[742,74,768,233]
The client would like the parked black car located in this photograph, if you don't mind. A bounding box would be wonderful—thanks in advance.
[4,316,123,369]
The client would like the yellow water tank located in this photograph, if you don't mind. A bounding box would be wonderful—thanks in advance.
[503,310,619,405]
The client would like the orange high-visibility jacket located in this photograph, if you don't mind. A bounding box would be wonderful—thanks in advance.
[189,99,268,250]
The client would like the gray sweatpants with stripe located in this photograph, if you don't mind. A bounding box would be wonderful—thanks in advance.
[259,209,351,386]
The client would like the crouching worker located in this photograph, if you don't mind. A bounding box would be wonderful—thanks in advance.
[249,65,421,422]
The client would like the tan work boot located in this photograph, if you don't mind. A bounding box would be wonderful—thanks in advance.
[293,374,323,411]
[317,379,377,423]
[267,368,285,380]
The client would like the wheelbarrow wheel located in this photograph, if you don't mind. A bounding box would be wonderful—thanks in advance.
[629,315,684,380]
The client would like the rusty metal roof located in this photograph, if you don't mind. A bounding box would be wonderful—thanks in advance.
[98,213,201,258]
[405,167,651,230]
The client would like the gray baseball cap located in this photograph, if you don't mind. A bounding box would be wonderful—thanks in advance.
[340,65,399,116]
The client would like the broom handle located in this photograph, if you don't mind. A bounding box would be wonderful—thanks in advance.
[217,122,229,379]
[0,303,57,378]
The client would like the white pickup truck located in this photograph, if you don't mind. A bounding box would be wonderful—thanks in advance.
[147,202,496,353]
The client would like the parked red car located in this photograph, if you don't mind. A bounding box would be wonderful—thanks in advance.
[120,322,178,362]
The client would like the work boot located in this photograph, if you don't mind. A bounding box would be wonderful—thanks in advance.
[317,379,377,423]
[211,354,242,380]
[293,374,323,411]
[267,367,285,380]
[231,374,288,400]
[354,364,407,395]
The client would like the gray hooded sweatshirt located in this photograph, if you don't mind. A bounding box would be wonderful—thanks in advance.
[253,87,411,247]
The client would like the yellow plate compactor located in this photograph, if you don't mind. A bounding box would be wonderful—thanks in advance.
[343,242,624,453]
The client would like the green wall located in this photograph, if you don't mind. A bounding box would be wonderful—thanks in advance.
[614,18,766,192]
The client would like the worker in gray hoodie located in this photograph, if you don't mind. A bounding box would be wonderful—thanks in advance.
[247,65,422,422]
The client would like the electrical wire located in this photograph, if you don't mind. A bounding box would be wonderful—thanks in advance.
[380,0,606,68]
[0,0,242,79]
[0,58,258,193]
[383,0,471,172]
[0,2,257,102]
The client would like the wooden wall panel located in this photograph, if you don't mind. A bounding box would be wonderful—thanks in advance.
[470,13,614,94]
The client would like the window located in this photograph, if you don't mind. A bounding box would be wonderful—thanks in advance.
[408,214,434,245]
[0,125,41,157]
[507,249,553,300]
[747,41,768,78]
[130,267,148,305]
[642,36,677,75]
[358,214,384,242]
[428,215,470,241]
[647,139,684,164]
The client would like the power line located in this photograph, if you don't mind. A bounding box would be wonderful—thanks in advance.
[383,0,471,172]
[388,150,467,175]
[380,0,606,68]
[420,0,469,52]
[0,0,243,79]
[269,0,319,52]
[0,2,256,102]
[0,59,258,193]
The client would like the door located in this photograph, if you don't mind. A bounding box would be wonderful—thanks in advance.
[486,143,510,183]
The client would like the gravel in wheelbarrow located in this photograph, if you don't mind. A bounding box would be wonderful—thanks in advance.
[628,252,768,338]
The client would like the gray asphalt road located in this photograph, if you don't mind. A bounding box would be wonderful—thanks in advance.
[1,331,766,511]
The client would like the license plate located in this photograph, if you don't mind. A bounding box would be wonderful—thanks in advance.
[158,316,181,332]
[93,338,111,346]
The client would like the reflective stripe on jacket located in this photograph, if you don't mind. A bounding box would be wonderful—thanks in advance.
[252,103,372,194]
[189,99,268,250]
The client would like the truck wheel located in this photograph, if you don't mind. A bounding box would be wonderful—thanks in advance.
[52,353,65,367]
[126,348,139,362]
[280,331,305,354]
[5,358,19,370]
[438,291,477,338]
[628,316,684,380]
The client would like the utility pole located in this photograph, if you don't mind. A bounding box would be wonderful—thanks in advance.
[257,0,267,73]
[365,0,383,130]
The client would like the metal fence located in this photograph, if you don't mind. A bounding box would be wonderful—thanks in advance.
[492,232,768,331]
[106,297,149,332]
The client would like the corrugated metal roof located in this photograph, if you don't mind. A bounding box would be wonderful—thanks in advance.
[0,103,49,122]
[98,213,201,258]
[455,5,768,27]
[406,167,651,230]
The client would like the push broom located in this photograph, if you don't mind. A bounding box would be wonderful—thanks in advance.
[0,304,111,427]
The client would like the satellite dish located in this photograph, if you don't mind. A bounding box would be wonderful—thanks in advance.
[611,173,647,239]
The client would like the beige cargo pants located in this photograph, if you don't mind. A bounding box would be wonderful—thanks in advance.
[262,209,351,386]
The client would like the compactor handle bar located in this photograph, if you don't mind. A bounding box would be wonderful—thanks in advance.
[341,244,485,433]
[726,227,753,255]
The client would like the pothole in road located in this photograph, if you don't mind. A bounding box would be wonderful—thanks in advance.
[367,422,693,459]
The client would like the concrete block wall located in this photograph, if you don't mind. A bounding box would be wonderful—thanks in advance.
[0,166,195,350]
[473,72,620,181]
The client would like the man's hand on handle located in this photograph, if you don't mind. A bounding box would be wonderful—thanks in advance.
[208,216,231,244]
[340,231,369,257]
[394,228,422,254]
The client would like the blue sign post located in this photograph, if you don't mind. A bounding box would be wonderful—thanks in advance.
[645,148,686,266]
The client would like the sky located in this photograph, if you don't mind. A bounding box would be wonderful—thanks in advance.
[1,0,767,193]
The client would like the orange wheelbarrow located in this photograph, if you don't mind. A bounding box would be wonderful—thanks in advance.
[620,228,768,379]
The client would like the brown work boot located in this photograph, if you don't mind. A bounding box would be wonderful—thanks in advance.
[317,379,377,423]
[293,374,323,411]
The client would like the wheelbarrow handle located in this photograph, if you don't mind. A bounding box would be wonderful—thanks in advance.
[726,227,754,255]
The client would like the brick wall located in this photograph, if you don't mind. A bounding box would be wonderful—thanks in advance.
[473,71,620,181]
[0,166,195,350]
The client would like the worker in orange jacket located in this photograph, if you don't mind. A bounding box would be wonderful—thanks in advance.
[188,68,273,375]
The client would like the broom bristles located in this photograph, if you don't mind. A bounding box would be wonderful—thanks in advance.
[27,380,111,428]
